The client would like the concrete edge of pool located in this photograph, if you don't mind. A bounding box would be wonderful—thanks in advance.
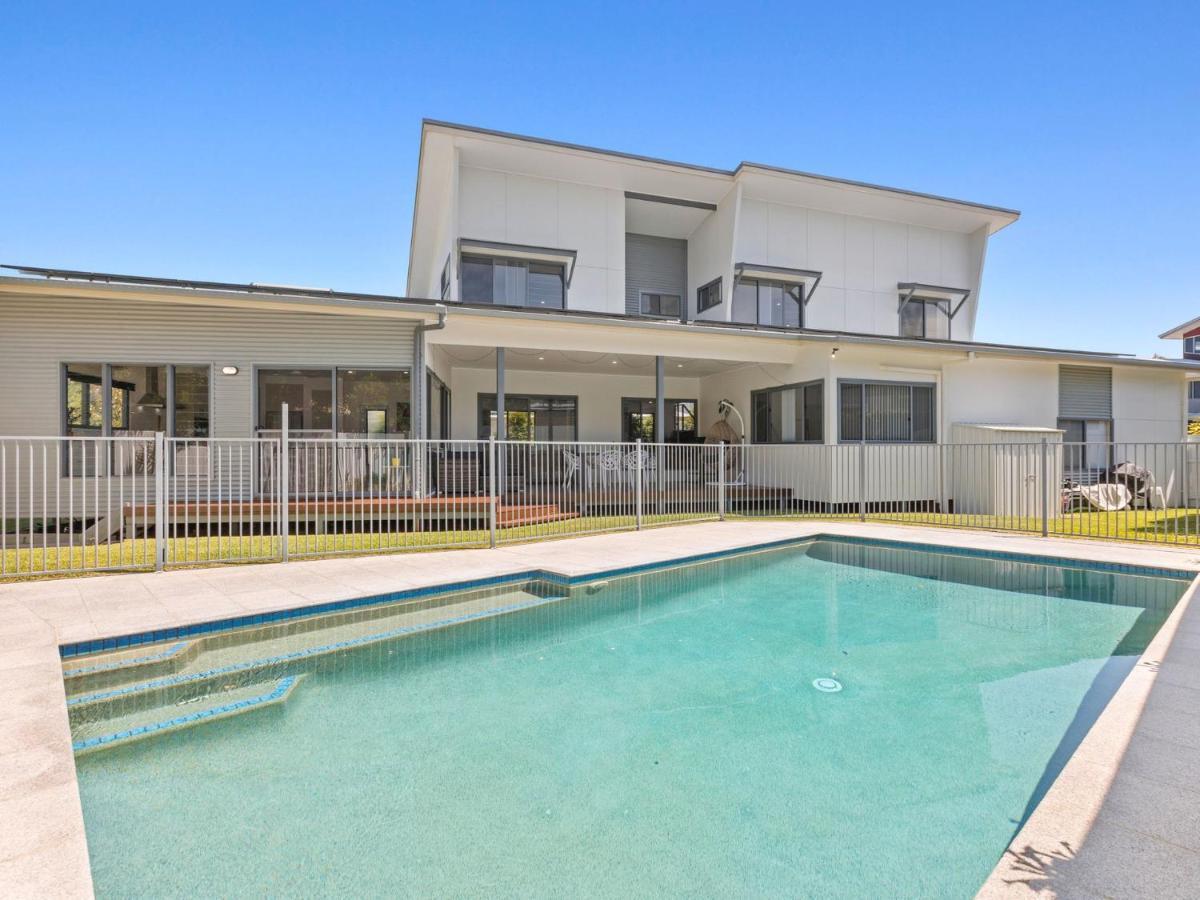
[2,520,1199,899]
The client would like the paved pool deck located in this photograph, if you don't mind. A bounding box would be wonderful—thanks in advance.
[1,520,1198,898]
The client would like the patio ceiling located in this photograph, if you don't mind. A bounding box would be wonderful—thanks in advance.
[435,345,747,377]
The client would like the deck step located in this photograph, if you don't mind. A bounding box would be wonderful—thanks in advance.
[72,675,304,755]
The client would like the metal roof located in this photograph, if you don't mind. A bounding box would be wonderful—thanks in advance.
[422,119,1022,218]
[4,263,1194,370]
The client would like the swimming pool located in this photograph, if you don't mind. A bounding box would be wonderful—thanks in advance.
[65,538,1191,897]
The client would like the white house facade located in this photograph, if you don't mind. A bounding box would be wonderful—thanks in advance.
[0,119,1195,513]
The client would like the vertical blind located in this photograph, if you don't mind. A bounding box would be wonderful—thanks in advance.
[839,381,936,442]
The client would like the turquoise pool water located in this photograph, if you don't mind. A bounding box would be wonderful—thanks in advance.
[70,540,1190,898]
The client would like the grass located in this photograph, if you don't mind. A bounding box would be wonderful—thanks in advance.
[4,507,1198,580]
[0,513,709,578]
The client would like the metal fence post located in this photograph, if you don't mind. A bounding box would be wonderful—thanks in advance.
[718,442,726,520]
[154,431,165,571]
[488,436,498,548]
[280,402,290,562]
[858,443,867,522]
[635,438,644,530]
[1040,437,1049,537]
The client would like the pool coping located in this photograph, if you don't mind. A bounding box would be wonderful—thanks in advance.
[2,519,1199,898]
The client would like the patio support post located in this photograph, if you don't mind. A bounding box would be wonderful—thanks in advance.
[655,356,665,515]
[858,443,866,522]
[154,431,165,571]
[636,438,643,530]
[281,402,290,562]
[1040,438,1049,537]
[495,347,505,500]
[488,435,498,548]
[718,441,726,520]
[495,348,506,441]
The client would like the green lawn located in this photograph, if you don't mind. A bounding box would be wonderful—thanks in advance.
[0,513,711,579]
[4,508,1197,580]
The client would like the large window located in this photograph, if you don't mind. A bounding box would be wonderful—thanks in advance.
[732,279,803,328]
[256,368,411,436]
[1185,336,1200,360]
[461,255,565,309]
[697,278,722,313]
[839,381,936,443]
[258,369,333,432]
[63,363,210,437]
[751,381,823,443]
[899,298,950,339]
[620,398,697,443]
[478,394,578,441]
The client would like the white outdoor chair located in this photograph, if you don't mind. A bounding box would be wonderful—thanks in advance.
[1147,470,1176,510]
[561,448,581,488]
[593,448,624,491]
[623,448,656,487]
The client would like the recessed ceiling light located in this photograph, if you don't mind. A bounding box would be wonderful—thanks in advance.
[611,360,618,365]
[676,363,683,368]
[538,356,545,361]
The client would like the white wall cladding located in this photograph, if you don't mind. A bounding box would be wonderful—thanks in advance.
[687,185,738,322]
[457,166,625,314]
[0,294,418,438]
[735,197,980,338]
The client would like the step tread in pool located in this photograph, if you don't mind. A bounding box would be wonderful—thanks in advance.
[72,675,304,755]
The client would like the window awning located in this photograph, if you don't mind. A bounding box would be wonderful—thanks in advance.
[897,282,971,319]
[458,238,578,287]
[733,263,823,306]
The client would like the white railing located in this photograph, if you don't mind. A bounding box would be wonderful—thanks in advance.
[4,429,1200,579]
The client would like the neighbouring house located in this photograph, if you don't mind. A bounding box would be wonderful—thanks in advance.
[1158,316,1200,431]
[1,119,1196,521]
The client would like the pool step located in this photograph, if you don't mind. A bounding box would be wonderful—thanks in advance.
[63,639,200,691]
[72,675,304,755]
[66,587,566,718]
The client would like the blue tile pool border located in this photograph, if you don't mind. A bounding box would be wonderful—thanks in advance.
[59,533,1197,660]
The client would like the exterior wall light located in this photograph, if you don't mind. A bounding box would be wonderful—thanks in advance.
[221,365,239,376]
[830,347,839,358]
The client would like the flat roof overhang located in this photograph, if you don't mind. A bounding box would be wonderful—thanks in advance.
[4,265,1196,373]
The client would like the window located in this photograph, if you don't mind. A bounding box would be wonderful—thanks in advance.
[257,369,333,432]
[1185,336,1200,359]
[478,394,578,441]
[751,381,823,443]
[640,292,681,319]
[439,256,451,301]
[1190,381,1200,416]
[63,363,210,438]
[732,279,803,328]
[337,369,411,436]
[899,298,950,339]
[697,278,722,313]
[620,398,697,443]
[839,381,936,443]
[1058,418,1113,473]
[427,371,451,440]
[460,255,565,309]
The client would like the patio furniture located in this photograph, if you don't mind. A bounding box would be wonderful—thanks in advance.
[562,448,581,488]
[623,447,656,487]
[1064,481,1132,512]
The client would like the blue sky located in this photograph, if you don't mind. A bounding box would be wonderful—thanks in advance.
[2,1,1197,356]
